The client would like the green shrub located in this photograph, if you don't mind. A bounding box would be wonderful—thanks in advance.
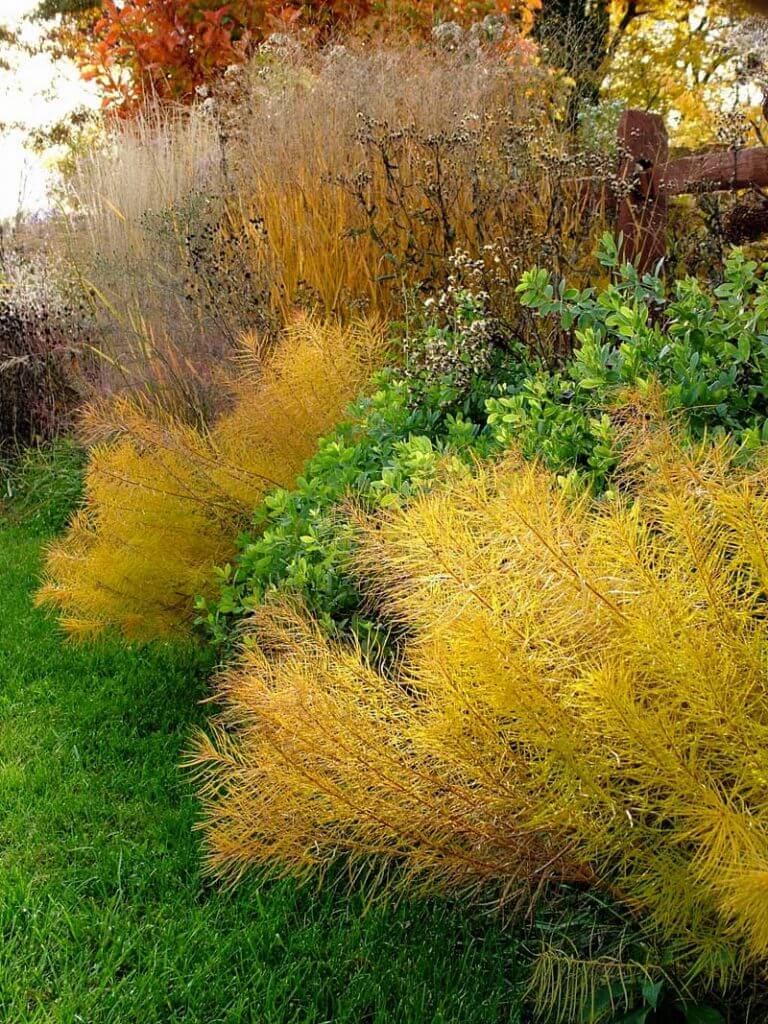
[197,363,522,655]
[486,372,619,493]
[488,238,768,491]
[198,278,534,653]
[204,242,768,652]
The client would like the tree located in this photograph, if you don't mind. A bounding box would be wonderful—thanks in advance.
[533,0,610,120]
[40,0,377,115]
[35,0,97,14]
[0,24,17,72]
[531,2,766,143]
[45,0,541,116]
[34,0,767,136]
[604,1,763,145]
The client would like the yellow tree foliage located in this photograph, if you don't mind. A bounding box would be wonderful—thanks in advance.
[193,436,768,985]
[36,317,386,640]
[603,1,759,146]
[536,1,762,146]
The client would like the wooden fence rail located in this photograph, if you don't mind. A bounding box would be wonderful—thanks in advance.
[617,109,768,273]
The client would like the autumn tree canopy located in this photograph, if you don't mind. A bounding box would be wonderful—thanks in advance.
[30,0,768,139]
[37,1,539,114]
[531,1,767,143]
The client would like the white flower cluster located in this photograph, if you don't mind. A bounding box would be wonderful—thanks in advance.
[1,250,85,337]
[431,14,509,53]
[404,249,496,393]
[715,109,752,151]
[260,33,302,58]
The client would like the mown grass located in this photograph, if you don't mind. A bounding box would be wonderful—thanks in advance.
[0,512,523,1023]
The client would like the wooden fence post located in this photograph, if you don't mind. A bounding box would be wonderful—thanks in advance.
[617,110,669,274]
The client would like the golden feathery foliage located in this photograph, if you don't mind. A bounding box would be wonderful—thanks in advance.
[36,317,386,640]
[192,599,591,891]
[192,434,768,986]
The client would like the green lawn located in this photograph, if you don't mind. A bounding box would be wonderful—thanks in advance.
[0,524,522,1024]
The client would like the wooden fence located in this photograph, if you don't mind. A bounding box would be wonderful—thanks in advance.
[616,109,768,273]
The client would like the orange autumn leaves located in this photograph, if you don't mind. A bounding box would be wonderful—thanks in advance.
[71,0,540,115]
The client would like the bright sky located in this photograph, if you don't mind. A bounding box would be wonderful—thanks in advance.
[0,0,97,220]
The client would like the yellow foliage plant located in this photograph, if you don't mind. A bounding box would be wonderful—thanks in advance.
[192,434,768,989]
[36,317,386,640]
